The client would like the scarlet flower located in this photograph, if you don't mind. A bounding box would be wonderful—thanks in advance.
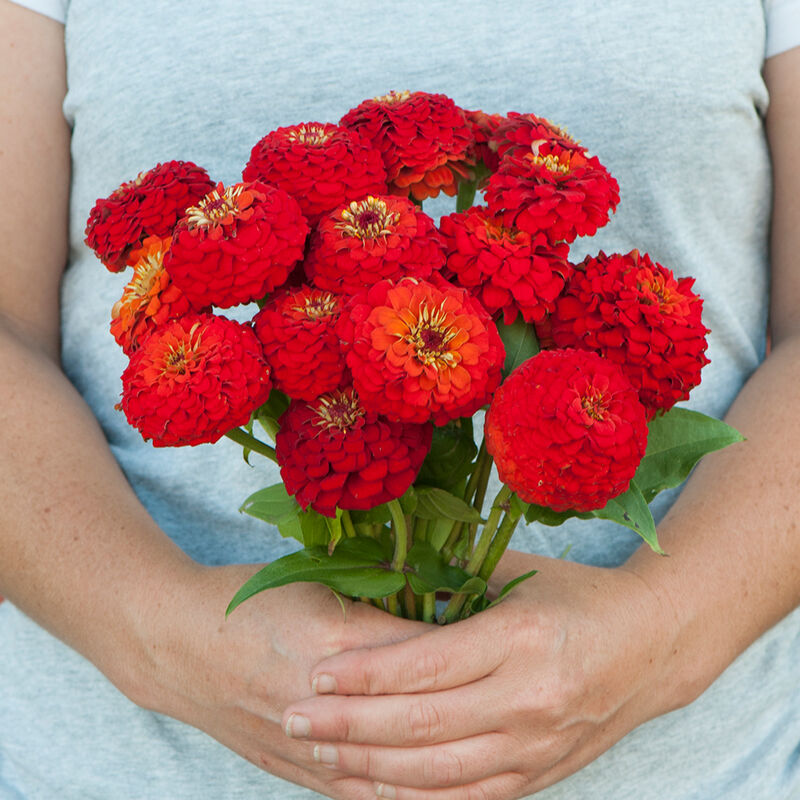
[85,161,214,272]
[119,313,272,447]
[485,349,648,512]
[464,109,505,174]
[439,206,572,324]
[304,195,446,294]
[340,90,475,201]
[550,250,710,417]
[242,122,387,225]
[485,143,619,244]
[110,236,196,354]
[339,277,505,425]
[164,181,308,309]
[490,112,583,162]
[276,387,432,517]
[253,286,348,401]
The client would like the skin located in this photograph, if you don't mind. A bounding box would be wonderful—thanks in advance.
[280,45,800,800]
[2,2,798,799]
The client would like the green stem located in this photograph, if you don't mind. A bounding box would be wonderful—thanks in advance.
[341,510,357,539]
[422,592,436,624]
[403,583,418,620]
[225,428,277,463]
[388,499,409,573]
[386,593,401,616]
[477,506,523,583]
[464,440,488,505]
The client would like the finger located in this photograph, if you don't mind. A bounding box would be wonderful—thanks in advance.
[310,613,508,696]
[372,771,529,800]
[309,732,514,789]
[284,679,509,746]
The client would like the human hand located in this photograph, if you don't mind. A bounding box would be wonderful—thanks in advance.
[281,552,684,799]
[121,563,427,799]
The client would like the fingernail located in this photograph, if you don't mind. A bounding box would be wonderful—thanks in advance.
[285,713,311,739]
[312,673,337,694]
[313,744,339,767]
[375,783,397,799]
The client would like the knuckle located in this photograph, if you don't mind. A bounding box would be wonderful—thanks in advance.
[414,647,449,691]
[406,698,445,741]
[425,747,466,786]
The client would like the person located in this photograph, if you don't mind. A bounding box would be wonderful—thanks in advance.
[1,1,799,798]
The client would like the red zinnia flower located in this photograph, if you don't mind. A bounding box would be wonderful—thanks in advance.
[339,277,505,425]
[550,250,710,417]
[485,349,648,512]
[304,195,446,294]
[242,122,387,225]
[485,143,619,244]
[85,161,214,272]
[119,313,272,447]
[164,181,308,309]
[490,112,583,162]
[253,286,348,401]
[439,206,572,324]
[110,236,196,354]
[340,90,474,201]
[276,386,432,517]
[464,109,505,174]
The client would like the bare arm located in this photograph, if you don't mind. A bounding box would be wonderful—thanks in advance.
[0,6,418,798]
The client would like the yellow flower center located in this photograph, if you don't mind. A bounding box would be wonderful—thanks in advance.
[294,291,339,321]
[529,153,572,175]
[404,302,461,369]
[285,123,334,146]
[374,89,411,105]
[337,197,399,240]
[581,386,609,421]
[185,184,248,229]
[314,389,365,432]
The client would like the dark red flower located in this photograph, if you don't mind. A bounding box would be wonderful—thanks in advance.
[485,349,648,512]
[110,236,196,354]
[439,206,572,324]
[550,250,710,418]
[340,90,474,201]
[253,285,348,401]
[304,195,446,294]
[276,386,432,517]
[242,122,387,225]
[119,313,272,447]
[490,112,583,162]
[464,109,505,174]
[164,181,308,309]
[85,161,214,272]
[338,276,505,425]
[485,143,619,244]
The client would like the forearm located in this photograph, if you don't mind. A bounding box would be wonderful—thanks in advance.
[626,334,800,706]
[0,318,199,697]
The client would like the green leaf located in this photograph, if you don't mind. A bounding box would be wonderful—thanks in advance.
[325,508,344,555]
[414,487,484,524]
[254,390,290,441]
[226,536,402,614]
[525,503,591,526]
[635,407,745,503]
[456,178,477,212]
[348,506,392,526]
[405,541,488,596]
[496,317,540,377]
[299,507,331,548]
[426,517,458,551]
[416,417,478,492]
[240,484,304,543]
[592,481,662,553]
[485,569,538,610]
[398,486,418,516]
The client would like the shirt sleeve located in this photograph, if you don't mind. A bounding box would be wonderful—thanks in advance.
[4,0,67,23]
[765,0,800,57]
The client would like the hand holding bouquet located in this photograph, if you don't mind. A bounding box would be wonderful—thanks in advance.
[85,91,741,624]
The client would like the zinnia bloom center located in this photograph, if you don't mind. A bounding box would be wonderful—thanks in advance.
[405,304,460,368]
[483,217,518,242]
[185,184,249,229]
[286,123,333,146]
[580,386,609,422]
[529,153,572,175]
[313,390,365,433]
[374,89,411,105]
[638,272,688,315]
[295,291,339,321]
[128,254,163,299]
[338,197,399,239]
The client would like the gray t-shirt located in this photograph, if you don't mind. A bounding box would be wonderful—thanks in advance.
[1,1,799,798]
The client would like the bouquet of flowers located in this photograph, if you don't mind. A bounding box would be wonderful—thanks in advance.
[85,91,742,623]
